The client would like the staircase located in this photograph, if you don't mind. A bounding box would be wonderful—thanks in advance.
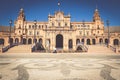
[6,45,32,53]
[88,44,115,54]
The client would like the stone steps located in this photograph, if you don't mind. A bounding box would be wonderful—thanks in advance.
[6,45,32,53]
[88,45,115,53]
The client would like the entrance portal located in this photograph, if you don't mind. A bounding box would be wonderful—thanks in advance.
[56,34,63,48]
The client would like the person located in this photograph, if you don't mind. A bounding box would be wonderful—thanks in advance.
[53,48,57,53]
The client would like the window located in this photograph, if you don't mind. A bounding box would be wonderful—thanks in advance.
[58,23,61,26]
[52,23,54,26]
[42,25,43,28]
[65,23,67,26]
[79,31,82,35]
[45,25,47,28]
[19,24,21,29]
[29,31,32,35]
[78,25,80,27]
[98,31,99,34]
[70,25,72,29]
[39,25,41,29]
[37,31,39,35]
[87,31,89,35]
[29,25,31,29]
[97,25,100,29]
[19,31,21,33]
[32,25,34,29]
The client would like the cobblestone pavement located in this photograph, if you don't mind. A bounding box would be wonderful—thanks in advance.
[0,53,120,80]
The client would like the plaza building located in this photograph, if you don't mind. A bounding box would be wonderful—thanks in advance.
[0,8,120,51]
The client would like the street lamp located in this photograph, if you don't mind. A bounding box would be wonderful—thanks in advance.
[9,20,12,46]
[82,20,86,45]
[45,24,48,53]
[106,20,110,48]
[34,20,37,44]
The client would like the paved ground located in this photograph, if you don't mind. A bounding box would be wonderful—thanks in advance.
[0,53,120,80]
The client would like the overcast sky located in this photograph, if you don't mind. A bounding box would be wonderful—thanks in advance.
[0,0,120,26]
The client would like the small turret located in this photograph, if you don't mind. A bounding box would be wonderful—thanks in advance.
[93,8,101,22]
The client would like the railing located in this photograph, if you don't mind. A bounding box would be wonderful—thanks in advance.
[109,45,116,52]
[31,44,35,52]
[1,43,19,53]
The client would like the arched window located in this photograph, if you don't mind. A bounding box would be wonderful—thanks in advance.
[113,39,119,45]
[76,39,80,45]
[52,23,54,26]
[58,22,61,26]
[65,23,67,26]
[29,25,31,29]
[68,39,73,49]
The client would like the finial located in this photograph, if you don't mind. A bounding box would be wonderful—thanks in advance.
[48,13,51,17]
[20,8,24,11]
[68,13,71,17]
[58,1,60,11]
[95,0,98,11]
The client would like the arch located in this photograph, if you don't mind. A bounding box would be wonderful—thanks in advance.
[105,38,108,45]
[92,39,96,45]
[81,38,84,44]
[76,39,80,45]
[46,39,50,48]
[23,38,27,44]
[87,39,90,45]
[113,39,119,45]
[15,38,19,44]
[33,39,37,44]
[10,38,13,44]
[28,38,32,44]
[0,38,4,45]
[39,38,43,44]
[68,39,73,49]
[99,38,103,44]
[56,34,63,48]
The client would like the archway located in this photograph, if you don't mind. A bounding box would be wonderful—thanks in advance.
[87,39,90,45]
[76,39,80,45]
[28,38,32,44]
[105,39,108,45]
[33,39,37,44]
[99,38,103,44]
[113,39,119,45]
[15,38,19,44]
[39,38,42,44]
[10,38,13,44]
[0,38,4,45]
[68,39,73,49]
[92,39,96,45]
[23,38,26,44]
[56,34,63,48]
[81,38,84,44]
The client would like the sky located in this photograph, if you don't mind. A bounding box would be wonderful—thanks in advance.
[0,0,120,27]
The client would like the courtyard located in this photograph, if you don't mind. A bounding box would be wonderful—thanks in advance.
[0,53,120,80]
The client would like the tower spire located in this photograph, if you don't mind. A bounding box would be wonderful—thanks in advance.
[17,8,25,21]
[93,7,101,21]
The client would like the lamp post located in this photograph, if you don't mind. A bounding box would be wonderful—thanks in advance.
[106,20,110,48]
[34,20,37,44]
[82,20,86,45]
[9,20,12,46]
[45,24,48,53]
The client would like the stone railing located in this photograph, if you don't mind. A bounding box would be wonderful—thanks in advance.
[109,45,116,53]
[109,45,120,53]
[115,47,120,53]
[0,43,18,53]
